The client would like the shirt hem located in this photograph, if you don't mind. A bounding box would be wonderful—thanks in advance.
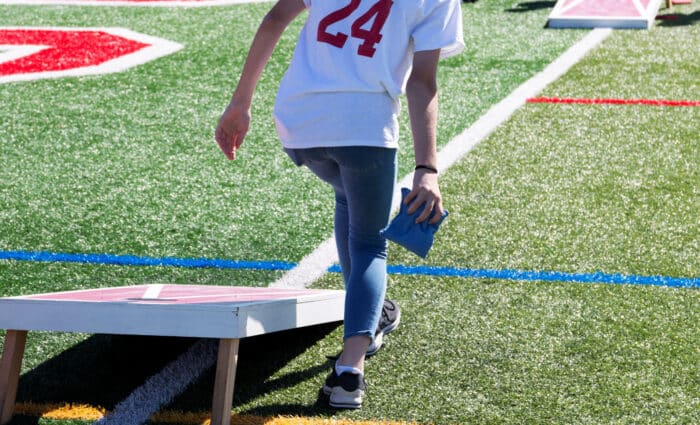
[280,140,399,150]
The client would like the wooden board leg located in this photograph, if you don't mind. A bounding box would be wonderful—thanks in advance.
[210,338,239,425]
[0,330,28,425]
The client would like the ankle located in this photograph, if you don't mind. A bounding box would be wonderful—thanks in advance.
[338,335,370,369]
[335,362,363,376]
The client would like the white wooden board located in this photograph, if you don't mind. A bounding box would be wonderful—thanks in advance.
[0,285,345,338]
[548,0,665,29]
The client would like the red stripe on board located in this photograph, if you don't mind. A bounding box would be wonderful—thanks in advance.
[527,97,700,107]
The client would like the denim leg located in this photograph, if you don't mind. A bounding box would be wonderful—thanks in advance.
[334,194,351,283]
[285,148,351,282]
[285,146,398,341]
[331,147,397,340]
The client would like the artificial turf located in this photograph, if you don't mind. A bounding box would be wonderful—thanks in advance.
[0,0,698,424]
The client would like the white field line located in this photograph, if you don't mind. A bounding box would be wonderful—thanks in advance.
[0,44,48,63]
[99,28,612,425]
[271,27,613,289]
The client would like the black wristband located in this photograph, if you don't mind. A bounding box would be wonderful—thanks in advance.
[415,164,438,174]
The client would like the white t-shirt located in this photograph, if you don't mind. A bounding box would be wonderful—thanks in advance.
[274,0,465,149]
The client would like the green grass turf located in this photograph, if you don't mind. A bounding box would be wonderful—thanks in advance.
[0,3,333,263]
[0,260,281,297]
[0,1,584,266]
[410,103,700,277]
[544,14,700,100]
[0,0,699,424]
[245,274,700,424]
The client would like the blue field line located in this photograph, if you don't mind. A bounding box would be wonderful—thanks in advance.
[379,264,700,289]
[0,250,296,272]
[1,250,698,289]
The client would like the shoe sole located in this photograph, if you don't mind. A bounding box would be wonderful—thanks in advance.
[323,385,363,409]
[329,400,362,409]
[329,389,364,409]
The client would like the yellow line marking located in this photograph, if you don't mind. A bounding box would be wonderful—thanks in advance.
[14,402,421,425]
[15,402,106,420]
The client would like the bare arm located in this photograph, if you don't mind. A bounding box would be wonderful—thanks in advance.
[215,0,306,160]
[404,49,443,224]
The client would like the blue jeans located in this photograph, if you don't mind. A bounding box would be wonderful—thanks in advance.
[285,146,397,341]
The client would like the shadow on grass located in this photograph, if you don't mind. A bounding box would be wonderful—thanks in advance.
[16,334,197,410]
[10,322,340,424]
[656,11,700,27]
[2,417,88,425]
[171,322,341,415]
[506,1,556,12]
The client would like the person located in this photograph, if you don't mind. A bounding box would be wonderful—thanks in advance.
[215,0,464,409]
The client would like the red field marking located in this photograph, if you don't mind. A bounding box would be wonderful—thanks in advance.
[0,27,182,83]
[527,96,700,107]
[0,29,147,75]
[17,284,328,305]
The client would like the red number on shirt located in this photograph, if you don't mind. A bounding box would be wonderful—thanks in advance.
[317,0,394,58]
[351,0,393,57]
[317,0,360,48]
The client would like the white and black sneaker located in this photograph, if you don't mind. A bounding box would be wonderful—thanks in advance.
[366,299,401,356]
[322,369,366,409]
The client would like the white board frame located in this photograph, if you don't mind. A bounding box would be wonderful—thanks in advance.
[547,0,665,29]
[0,286,344,338]
[0,285,345,425]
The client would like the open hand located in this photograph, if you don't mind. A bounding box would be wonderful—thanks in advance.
[215,102,250,160]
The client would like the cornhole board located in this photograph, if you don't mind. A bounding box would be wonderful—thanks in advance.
[547,0,665,29]
[0,284,345,425]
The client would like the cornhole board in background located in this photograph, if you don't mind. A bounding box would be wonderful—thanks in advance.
[0,284,345,425]
[547,0,665,29]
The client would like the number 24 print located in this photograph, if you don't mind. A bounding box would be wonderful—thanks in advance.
[317,0,394,58]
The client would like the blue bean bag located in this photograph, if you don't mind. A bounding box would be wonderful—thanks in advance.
[380,188,448,258]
